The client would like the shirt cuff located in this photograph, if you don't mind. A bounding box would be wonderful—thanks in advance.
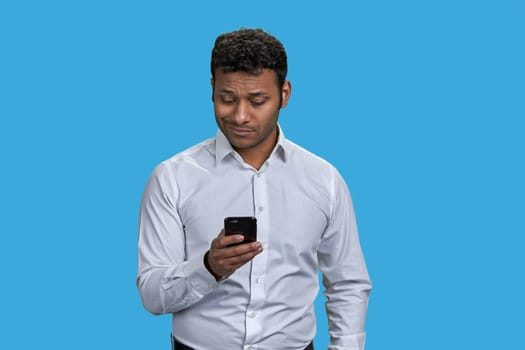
[328,332,367,350]
[183,253,220,297]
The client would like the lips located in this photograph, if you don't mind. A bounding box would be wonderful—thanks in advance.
[228,126,254,137]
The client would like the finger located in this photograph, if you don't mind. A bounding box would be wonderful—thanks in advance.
[211,229,235,248]
[219,241,261,258]
[220,242,263,261]
[208,241,261,268]
[213,234,245,249]
[223,247,263,270]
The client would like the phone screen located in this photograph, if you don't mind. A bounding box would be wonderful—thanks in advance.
[224,216,257,244]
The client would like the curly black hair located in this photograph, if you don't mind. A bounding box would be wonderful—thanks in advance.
[211,28,288,88]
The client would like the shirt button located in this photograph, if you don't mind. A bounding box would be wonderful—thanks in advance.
[246,346,255,350]
[248,311,258,318]
[256,173,261,177]
[258,206,264,212]
[255,277,263,284]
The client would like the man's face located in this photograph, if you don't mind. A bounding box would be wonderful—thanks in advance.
[212,69,291,156]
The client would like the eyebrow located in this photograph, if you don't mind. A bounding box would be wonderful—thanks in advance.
[217,88,269,97]
[248,91,269,97]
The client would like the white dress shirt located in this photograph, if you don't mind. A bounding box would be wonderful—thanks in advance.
[137,127,371,350]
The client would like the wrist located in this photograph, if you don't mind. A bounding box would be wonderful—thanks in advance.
[204,251,222,281]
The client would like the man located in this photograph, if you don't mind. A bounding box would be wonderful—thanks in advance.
[137,28,371,350]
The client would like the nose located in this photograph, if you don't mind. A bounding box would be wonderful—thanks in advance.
[232,100,249,124]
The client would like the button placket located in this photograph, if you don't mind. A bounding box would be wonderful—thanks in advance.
[244,171,268,345]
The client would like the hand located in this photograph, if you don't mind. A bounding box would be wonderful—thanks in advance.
[205,229,263,280]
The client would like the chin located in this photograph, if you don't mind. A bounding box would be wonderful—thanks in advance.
[230,140,253,150]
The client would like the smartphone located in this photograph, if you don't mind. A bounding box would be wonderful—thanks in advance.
[224,216,257,245]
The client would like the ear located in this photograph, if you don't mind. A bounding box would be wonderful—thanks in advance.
[280,80,292,108]
[210,77,215,102]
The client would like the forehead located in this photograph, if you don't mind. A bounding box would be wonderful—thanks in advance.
[214,69,279,93]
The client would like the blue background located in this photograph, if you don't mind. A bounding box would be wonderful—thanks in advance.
[1,1,523,349]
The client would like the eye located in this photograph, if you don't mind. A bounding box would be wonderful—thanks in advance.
[220,96,235,104]
[250,99,267,107]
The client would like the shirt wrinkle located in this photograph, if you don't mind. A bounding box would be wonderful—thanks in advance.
[137,126,371,350]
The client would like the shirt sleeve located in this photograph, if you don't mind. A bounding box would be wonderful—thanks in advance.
[136,162,219,315]
[317,168,372,350]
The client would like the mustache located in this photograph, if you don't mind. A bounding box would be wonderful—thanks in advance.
[223,122,256,131]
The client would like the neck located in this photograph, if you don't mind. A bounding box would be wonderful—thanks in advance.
[235,129,278,170]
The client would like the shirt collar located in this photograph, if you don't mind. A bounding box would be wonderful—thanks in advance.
[215,124,289,165]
